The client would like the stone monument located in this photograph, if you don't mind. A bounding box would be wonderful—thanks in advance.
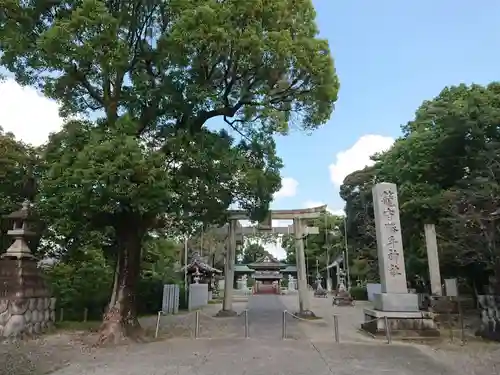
[362,183,437,335]
[424,224,442,296]
[237,275,247,290]
[444,278,458,297]
[287,274,297,292]
[0,201,56,340]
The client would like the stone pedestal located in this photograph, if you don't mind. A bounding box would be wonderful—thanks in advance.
[373,292,419,312]
[0,258,56,339]
[362,309,438,336]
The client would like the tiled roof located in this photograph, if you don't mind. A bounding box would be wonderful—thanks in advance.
[234,264,297,273]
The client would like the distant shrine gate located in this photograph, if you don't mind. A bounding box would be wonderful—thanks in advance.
[214,205,325,317]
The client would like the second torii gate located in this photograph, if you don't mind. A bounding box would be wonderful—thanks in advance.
[215,205,326,318]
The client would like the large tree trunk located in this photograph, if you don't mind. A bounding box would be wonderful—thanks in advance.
[96,227,144,346]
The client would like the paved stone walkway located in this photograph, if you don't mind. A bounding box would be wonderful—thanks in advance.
[6,294,500,375]
[246,294,304,340]
[49,338,456,375]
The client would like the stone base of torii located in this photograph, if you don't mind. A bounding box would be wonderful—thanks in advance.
[213,206,326,319]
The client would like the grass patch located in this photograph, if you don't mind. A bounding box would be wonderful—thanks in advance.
[208,299,223,304]
[55,320,101,332]
[301,315,322,321]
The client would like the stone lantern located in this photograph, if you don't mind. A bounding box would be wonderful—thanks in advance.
[2,200,36,259]
[0,201,56,340]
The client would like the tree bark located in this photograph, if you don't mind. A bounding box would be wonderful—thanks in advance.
[96,226,145,346]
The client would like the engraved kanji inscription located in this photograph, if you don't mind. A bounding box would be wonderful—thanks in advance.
[384,222,399,233]
[388,264,402,277]
[380,189,396,207]
[386,235,398,247]
[387,249,400,262]
[383,206,396,221]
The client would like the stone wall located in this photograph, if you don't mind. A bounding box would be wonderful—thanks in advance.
[0,297,56,338]
[477,294,500,341]
[0,258,56,339]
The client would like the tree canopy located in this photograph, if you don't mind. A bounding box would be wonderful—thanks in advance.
[341,83,500,292]
[0,0,339,343]
[241,242,266,264]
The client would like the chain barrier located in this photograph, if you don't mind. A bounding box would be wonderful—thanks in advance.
[360,315,392,344]
[362,313,465,345]
[282,310,341,342]
[280,310,393,344]
[155,309,249,339]
[156,307,461,345]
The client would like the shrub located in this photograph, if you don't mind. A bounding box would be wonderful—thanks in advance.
[350,286,368,301]
[43,249,112,321]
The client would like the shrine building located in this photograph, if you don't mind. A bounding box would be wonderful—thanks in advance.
[234,254,297,294]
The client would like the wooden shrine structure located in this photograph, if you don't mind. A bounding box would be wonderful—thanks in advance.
[247,254,288,294]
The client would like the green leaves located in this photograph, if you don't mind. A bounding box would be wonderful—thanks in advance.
[1,0,339,236]
[0,0,338,135]
[242,243,266,264]
[341,82,500,285]
[0,128,42,253]
[282,212,346,274]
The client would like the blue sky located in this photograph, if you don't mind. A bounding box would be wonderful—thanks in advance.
[269,0,500,219]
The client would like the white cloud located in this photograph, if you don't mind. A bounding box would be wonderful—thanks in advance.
[329,209,345,217]
[263,242,286,260]
[303,200,345,217]
[274,177,298,199]
[0,78,63,146]
[328,134,394,186]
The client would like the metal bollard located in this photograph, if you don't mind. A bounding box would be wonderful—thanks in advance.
[458,299,466,344]
[282,310,287,340]
[194,310,200,339]
[155,311,162,338]
[244,309,249,338]
[447,309,454,342]
[333,315,339,343]
[384,316,392,344]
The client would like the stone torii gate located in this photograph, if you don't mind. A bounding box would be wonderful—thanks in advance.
[215,205,325,318]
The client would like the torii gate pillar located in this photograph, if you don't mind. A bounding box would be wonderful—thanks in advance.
[293,218,315,317]
[216,219,238,317]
